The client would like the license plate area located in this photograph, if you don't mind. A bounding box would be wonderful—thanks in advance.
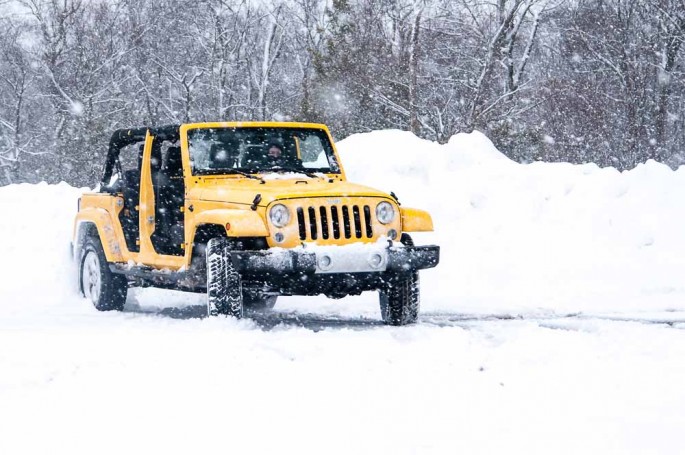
[313,245,388,274]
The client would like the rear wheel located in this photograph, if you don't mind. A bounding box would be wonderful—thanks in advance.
[206,237,244,318]
[79,236,127,311]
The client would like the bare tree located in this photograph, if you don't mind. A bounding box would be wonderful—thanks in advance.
[0,0,684,185]
[0,22,35,184]
[460,0,551,130]
[654,0,685,159]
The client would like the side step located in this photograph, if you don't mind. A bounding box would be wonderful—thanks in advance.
[110,264,184,282]
[108,264,202,291]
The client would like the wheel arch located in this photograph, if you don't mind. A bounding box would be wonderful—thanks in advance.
[192,223,228,245]
[186,209,269,266]
[187,223,268,273]
[74,209,124,262]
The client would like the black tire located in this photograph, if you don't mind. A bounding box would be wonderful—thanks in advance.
[379,271,420,325]
[206,237,244,318]
[379,233,420,325]
[243,293,278,312]
[79,236,127,311]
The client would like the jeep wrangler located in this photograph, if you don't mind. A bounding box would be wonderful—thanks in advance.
[73,122,439,325]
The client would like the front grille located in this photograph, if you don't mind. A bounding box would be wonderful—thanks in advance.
[296,205,374,241]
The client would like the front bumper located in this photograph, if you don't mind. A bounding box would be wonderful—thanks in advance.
[232,244,440,275]
[109,243,439,296]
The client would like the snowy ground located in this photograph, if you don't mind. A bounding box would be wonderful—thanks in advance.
[2,131,685,454]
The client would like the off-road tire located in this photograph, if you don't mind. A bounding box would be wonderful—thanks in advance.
[79,236,127,311]
[379,233,419,325]
[206,237,244,318]
[243,294,278,312]
[379,271,420,325]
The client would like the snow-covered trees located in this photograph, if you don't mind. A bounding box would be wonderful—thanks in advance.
[0,0,684,185]
[530,0,685,167]
[0,22,33,184]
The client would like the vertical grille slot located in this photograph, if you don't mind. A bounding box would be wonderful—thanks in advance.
[331,206,340,239]
[342,206,351,239]
[352,205,362,238]
[363,205,373,238]
[297,207,306,241]
[308,206,318,240]
[320,206,330,239]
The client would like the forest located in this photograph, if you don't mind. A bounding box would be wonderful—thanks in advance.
[0,0,684,186]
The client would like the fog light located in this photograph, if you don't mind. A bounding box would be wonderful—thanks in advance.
[369,253,383,268]
[319,254,332,270]
[274,232,284,243]
[388,229,397,240]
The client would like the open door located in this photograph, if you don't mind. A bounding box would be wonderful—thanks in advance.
[137,129,186,270]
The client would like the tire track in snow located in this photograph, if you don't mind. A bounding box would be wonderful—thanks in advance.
[122,303,685,331]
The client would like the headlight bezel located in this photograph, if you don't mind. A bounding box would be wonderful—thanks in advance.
[376,201,396,225]
[269,203,291,228]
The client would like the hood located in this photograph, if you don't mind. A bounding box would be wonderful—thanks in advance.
[186,176,391,207]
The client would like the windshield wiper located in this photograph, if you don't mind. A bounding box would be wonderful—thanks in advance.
[226,169,265,183]
[269,166,322,179]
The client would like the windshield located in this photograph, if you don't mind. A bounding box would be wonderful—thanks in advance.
[187,127,340,175]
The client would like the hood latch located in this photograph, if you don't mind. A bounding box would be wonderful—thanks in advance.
[251,194,262,211]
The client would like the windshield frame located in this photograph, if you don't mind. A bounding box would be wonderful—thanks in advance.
[181,123,343,177]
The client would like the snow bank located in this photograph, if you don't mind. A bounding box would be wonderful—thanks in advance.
[0,182,82,315]
[338,130,685,315]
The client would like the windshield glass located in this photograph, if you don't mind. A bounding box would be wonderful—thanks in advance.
[187,127,340,175]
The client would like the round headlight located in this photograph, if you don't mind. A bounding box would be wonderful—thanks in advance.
[376,201,395,224]
[269,204,290,228]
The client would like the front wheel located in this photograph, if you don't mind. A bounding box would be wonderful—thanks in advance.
[206,237,244,318]
[79,236,127,311]
[379,271,420,326]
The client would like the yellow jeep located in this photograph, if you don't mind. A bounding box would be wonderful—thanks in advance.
[73,122,439,325]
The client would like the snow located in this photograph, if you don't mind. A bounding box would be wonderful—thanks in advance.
[338,129,685,316]
[2,132,685,454]
[261,171,318,180]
